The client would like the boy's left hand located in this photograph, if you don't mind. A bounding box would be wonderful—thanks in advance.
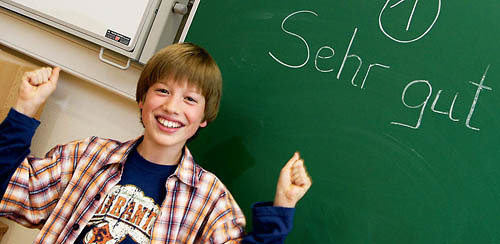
[273,152,312,208]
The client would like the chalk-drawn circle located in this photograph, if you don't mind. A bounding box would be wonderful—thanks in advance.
[378,0,441,43]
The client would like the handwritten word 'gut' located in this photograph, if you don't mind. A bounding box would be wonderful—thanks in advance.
[267,10,493,131]
[391,66,492,131]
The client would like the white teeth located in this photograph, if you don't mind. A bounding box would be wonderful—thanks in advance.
[157,117,181,128]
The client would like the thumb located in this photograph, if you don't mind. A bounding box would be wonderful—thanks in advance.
[283,152,300,171]
[48,67,60,86]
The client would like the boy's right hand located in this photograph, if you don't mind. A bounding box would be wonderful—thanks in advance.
[14,67,60,117]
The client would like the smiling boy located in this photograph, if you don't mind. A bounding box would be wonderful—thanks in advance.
[0,43,312,243]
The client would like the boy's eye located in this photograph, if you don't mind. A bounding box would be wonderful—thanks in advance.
[157,88,169,94]
[185,96,198,103]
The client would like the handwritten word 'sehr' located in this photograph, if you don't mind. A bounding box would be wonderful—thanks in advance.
[268,10,391,90]
[268,9,493,131]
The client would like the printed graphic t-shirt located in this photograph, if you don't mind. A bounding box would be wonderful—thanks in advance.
[74,145,176,244]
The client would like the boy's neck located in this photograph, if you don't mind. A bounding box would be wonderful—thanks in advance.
[136,138,184,166]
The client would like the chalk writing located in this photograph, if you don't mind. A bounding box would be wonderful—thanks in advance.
[337,28,364,86]
[378,0,441,43]
[391,80,432,129]
[391,66,492,130]
[430,90,460,122]
[268,9,494,132]
[466,65,492,131]
[268,10,317,68]
[390,0,419,31]
[314,46,335,73]
[361,64,391,89]
[268,11,391,91]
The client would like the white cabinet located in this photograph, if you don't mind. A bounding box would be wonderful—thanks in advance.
[0,0,198,68]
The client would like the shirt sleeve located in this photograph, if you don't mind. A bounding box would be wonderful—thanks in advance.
[242,202,295,244]
[0,108,88,228]
[201,193,295,244]
[0,108,40,198]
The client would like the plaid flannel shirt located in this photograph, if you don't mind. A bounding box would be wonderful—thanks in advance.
[0,136,248,243]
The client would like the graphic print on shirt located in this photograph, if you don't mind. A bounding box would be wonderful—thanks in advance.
[83,184,160,244]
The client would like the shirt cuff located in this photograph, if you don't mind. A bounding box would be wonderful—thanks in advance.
[251,201,295,237]
[8,108,40,127]
[252,201,295,218]
[0,108,40,140]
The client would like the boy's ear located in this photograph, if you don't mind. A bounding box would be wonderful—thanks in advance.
[138,100,143,109]
[200,120,207,128]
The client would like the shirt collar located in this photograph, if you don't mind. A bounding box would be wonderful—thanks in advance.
[102,137,138,166]
[106,136,200,188]
[172,146,200,188]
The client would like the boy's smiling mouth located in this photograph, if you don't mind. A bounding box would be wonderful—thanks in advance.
[156,116,183,129]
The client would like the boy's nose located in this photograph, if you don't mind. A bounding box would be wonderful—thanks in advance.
[162,97,180,114]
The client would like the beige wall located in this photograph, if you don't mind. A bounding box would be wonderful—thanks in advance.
[0,43,144,244]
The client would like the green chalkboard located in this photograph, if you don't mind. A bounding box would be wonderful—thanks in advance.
[186,0,500,243]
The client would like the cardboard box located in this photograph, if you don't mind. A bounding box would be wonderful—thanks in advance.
[0,60,44,121]
[0,221,8,241]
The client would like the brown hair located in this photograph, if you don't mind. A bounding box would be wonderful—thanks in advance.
[136,42,222,123]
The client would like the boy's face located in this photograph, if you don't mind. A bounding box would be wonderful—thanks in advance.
[139,77,207,151]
